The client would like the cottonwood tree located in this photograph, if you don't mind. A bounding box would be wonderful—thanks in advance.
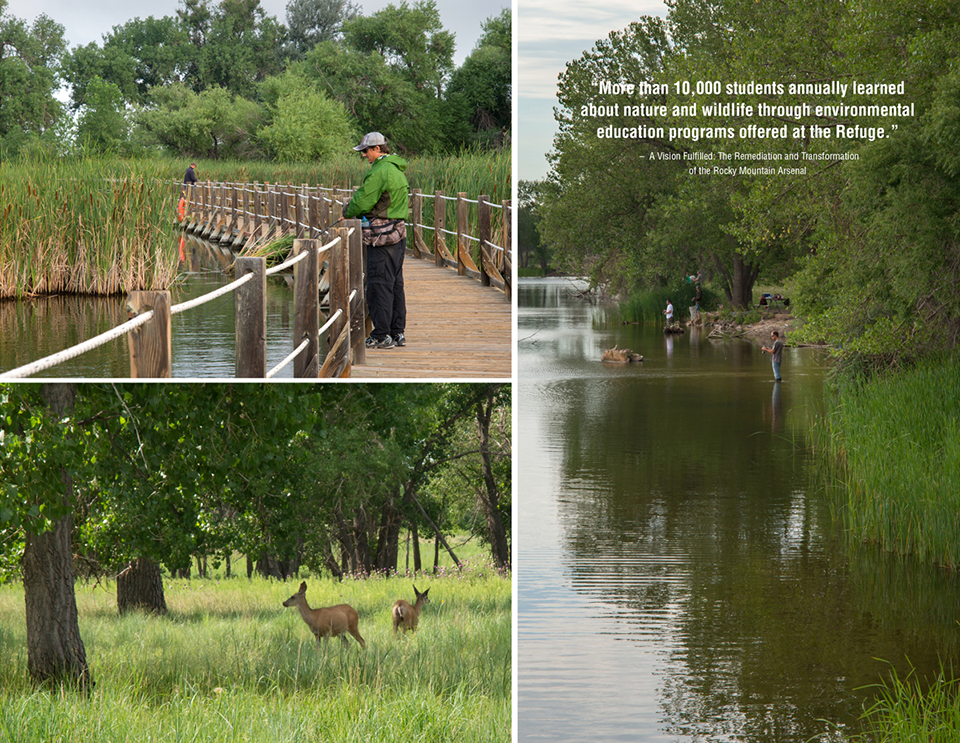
[1,384,91,688]
[0,7,66,157]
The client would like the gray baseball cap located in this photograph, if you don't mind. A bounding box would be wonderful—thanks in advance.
[353,132,387,151]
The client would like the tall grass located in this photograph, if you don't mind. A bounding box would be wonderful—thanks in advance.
[819,354,960,568]
[619,281,710,324]
[848,665,960,743]
[0,157,181,300]
[0,558,510,742]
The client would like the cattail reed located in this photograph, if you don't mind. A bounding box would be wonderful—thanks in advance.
[0,158,181,300]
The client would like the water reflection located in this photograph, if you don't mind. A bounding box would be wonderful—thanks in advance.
[518,278,960,743]
[0,234,296,378]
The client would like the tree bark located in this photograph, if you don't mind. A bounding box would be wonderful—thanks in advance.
[476,396,510,569]
[117,557,168,615]
[374,489,402,573]
[23,383,92,689]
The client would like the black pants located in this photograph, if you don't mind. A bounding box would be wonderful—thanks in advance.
[367,239,406,339]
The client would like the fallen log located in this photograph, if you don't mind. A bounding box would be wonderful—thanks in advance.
[601,345,644,363]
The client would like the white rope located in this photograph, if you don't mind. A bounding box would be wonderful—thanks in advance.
[265,248,309,276]
[170,272,254,315]
[319,308,344,335]
[266,338,309,378]
[0,311,155,379]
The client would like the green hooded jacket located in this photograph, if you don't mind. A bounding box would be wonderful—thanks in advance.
[344,154,409,220]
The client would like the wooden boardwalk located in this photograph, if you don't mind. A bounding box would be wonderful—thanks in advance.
[350,255,512,379]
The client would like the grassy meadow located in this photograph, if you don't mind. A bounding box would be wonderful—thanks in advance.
[0,551,510,742]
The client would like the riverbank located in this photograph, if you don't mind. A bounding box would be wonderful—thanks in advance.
[818,353,960,570]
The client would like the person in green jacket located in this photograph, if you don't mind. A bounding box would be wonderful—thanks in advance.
[343,132,410,349]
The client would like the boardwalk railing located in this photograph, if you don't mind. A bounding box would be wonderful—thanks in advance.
[181,181,512,301]
[1,179,511,379]
[0,223,365,380]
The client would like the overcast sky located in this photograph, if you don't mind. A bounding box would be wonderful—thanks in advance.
[3,0,506,67]
[518,0,668,181]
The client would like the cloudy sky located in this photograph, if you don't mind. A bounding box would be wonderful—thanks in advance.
[518,0,668,180]
[4,0,506,67]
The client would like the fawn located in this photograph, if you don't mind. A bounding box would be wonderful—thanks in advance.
[282,581,365,647]
[392,585,430,635]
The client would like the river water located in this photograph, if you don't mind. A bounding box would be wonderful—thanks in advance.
[517,278,960,742]
[0,235,297,378]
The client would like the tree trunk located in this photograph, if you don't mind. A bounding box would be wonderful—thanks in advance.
[117,557,168,615]
[412,523,422,572]
[23,383,92,689]
[476,397,510,569]
[375,490,402,573]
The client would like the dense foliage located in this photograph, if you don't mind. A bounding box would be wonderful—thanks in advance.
[0,383,511,580]
[3,0,511,160]
[533,0,960,364]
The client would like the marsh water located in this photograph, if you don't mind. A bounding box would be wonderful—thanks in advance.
[517,278,960,742]
[0,235,298,378]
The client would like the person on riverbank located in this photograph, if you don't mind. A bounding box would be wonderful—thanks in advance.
[183,162,198,185]
[761,330,784,382]
[664,300,674,327]
[343,132,409,350]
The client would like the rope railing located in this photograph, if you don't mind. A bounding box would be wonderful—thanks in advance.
[0,312,156,380]
[2,227,364,380]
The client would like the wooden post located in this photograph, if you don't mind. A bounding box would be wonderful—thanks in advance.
[502,199,512,303]
[309,192,320,237]
[268,187,277,230]
[320,223,352,377]
[434,190,445,267]
[478,195,491,287]
[126,291,172,378]
[411,189,424,259]
[456,192,468,276]
[346,217,366,365]
[319,191,330,234]
[293,239,319,378]
[235,256,266,378]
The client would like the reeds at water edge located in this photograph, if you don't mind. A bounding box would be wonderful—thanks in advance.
[0,159,182,300]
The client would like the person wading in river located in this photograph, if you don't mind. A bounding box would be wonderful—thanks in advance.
[343,132,409,349]
[761,330,784,382]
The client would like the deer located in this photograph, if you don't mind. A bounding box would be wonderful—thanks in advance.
[392,585,430,635]
[282,581,365,648]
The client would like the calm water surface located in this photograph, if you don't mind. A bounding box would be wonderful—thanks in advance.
[518,278,960,742]
[0,235,298,378]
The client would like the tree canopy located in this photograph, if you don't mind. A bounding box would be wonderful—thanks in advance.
[3,0,511,159]
[535,0,960,363]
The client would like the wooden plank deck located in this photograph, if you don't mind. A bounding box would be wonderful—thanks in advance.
[350,255,512,379]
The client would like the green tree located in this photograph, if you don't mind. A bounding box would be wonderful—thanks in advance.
[0,9,66,157]
[62,16,190,109]
[442,9,511,150]
[1,384,91,688]
[139,82,261,158]
[304,0,454,153]
[282,0,359,60]
[77,77,128,154]
[258,68,356,161]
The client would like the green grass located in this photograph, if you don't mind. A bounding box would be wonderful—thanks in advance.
[819,353,960,569]
[0,555,510,742]
[0,156,181,300]
[844,665,960,743]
